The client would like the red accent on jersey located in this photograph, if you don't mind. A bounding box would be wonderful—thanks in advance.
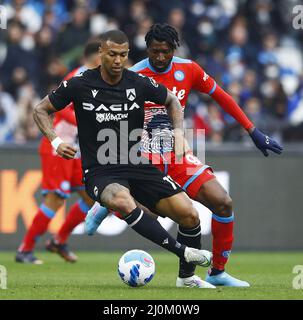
[39,66,85,155]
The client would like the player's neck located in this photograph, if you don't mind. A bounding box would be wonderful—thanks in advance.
[100,66,123,85]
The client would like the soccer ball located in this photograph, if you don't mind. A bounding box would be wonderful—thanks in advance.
[118,249,155,287]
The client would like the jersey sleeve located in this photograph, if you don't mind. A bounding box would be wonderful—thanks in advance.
[139,75,168,105]
[48,78,76,111]
[191,61,216,94]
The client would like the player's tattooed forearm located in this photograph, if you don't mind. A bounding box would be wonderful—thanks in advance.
[33,97,58,142]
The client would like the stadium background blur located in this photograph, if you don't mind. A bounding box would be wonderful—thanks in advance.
[0,0,302,252]
[0,0,303,146]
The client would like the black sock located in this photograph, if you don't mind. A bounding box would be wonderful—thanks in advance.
[125,207,186,258]
[177,224,201,278]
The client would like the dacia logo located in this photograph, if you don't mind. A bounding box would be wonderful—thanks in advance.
[82,102,140,112]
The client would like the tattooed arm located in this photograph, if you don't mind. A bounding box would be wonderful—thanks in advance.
[33,96,77,159]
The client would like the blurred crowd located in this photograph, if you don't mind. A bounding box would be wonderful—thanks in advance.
[0,0,302,145]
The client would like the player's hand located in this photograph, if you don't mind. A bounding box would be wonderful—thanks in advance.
[249,127,283,157]
[174,130,190,163]
[56,143,77,159]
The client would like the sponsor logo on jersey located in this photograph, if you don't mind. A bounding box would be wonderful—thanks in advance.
[96,113,128,123]
[82,102,140,112]
[91,89,99,98]
[174,70,185,81]
[126,88,136,101]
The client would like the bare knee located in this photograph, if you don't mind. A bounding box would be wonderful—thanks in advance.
[178,203,200,228]
[216,195,233,217]
[44,193,65,211]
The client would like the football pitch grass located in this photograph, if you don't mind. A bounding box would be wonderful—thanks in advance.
[0,251,302,300]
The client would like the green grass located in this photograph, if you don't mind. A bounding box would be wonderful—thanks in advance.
[0,251,302,300]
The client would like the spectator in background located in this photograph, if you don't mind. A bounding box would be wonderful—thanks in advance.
[29,0,70,31]
[0,83,17,144]
[0,20,38,85]
[129,17,153,62]
[0,0,302,145]
[14,82,41,143]
[55,5,90,59]
[5,0,42,34]
[167,7,190,58]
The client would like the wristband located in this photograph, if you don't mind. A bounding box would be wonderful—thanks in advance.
[51,137,64,151]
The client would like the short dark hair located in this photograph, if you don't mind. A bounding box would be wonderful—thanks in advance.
[100,30,129,46]
[145,23,180,49]
[84,39,101,58]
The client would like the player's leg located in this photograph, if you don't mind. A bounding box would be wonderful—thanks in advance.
[86,176,213,287]
[126,166,215,288]
[149,152,212,282]
[153,191,214,288]
[46,159,94,262]
[16,192,64,264]
[52,190,93,244]
[165,151,249,287]
[16,153,73,264]
[194,178,249,287]
[99,183,191,258]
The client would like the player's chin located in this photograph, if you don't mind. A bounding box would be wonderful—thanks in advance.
[154,63,169,70]
[111,67,123,74]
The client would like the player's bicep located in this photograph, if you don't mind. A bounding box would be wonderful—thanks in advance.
[35,96,58,115]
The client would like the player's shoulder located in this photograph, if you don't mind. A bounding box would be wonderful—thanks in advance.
[172,56,204,71]
[64,65,87,80]
[66,67,99,86]
[124,68,146,83]
[171,56,193,65]
[128,58,150,73]
[79,67,99,80]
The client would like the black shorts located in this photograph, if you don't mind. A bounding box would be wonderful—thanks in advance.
[84,164,183,211]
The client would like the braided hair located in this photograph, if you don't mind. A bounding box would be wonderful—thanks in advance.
[145,23,180,49]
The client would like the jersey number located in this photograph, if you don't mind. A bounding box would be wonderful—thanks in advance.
[185,153,202,165]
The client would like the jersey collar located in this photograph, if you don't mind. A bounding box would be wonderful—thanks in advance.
[147,58,173,74]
